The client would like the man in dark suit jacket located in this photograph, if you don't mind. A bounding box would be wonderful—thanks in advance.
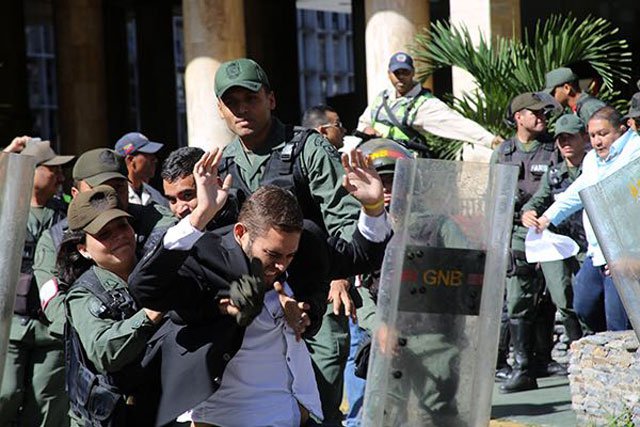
[129,148,391,426]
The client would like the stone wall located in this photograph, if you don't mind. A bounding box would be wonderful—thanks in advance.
[568,331,640,426]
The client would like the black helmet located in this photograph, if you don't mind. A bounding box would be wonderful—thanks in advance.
[358,138,413,175]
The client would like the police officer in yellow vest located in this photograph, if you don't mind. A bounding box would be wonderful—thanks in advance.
[357,52,502,154]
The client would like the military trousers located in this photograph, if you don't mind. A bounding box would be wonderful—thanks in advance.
[506,227,542,320]
[539,257,580,322]
[0,315,69,427]
[305,305,350,425]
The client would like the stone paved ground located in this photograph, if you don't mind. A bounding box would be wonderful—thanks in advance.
[491,376,576,426]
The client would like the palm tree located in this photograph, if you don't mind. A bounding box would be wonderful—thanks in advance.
[411,14,632,159]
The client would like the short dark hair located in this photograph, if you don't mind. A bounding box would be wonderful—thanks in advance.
[161,147,205,182]
[238,185,304,236]
[302,104,337,129]
[589,106,622,129]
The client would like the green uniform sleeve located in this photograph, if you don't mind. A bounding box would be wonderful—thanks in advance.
[66,287,157,373]
[522,171,553,215]
[301,134,360,238]
[33,228,57,287]
[489,148,500,164]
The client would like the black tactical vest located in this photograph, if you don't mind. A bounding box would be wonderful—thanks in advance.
[548,165,588,251]
[218,126,326,232]
[65,268,143,426]
[496,138,556,220]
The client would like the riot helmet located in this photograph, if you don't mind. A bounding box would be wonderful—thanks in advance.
[358,138,413,175]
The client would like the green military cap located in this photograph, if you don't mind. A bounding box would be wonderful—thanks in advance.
[73,148,127,186]
[544,67,578,93]
[21,139,74,166]
[67,185,131,234]
[215,58,270,98]
[553,114,585,137]
[623,92,640,120]
[509,92,554,114]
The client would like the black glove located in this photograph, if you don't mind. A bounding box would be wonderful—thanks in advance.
[229,258,267,326]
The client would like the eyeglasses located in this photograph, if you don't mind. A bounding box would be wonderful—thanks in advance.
[320,121,345,131]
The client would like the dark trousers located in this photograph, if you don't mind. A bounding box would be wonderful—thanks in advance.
[573,256,630,332]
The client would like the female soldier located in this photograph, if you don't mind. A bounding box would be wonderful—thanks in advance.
[57,149,229,426]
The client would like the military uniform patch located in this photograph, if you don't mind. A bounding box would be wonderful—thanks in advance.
[227,62,241,80]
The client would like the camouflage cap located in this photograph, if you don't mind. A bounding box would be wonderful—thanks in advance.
[67,185,131,234]
[544,67,578,93]
[623,92,640,120]
[72,148,127,186]
[215,58,270,98]
[21,139,74,166]
[509,92,555,114]
[554,114,585,138]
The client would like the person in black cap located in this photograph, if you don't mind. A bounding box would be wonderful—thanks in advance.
[114,132,168,208]
[0,138,74,427]
[357,51,502,154]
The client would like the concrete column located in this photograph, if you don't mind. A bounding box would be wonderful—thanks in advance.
[450,0,520,98]
[364,0,429,103]
[53,0,109,154]
[449,0,520,162]
[182,0,245,150]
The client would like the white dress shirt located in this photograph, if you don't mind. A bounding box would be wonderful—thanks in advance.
[543,130,640,266]
[128,182,169,208]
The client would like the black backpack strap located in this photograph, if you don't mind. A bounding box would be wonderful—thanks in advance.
[381,91,427,145]
[50,218,68,252]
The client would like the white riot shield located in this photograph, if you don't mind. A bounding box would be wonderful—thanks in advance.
[362,159,518,427]
[580,156,640,340]
[0,152,36,384]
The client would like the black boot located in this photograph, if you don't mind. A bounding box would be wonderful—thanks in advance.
[563,315,583,344]
[495,311,512,381]
[500,319,538,393]
[532,294,568,378]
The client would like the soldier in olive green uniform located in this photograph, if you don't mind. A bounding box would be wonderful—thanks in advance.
[214,58,361,424]
[0,140,74,427]
[522,114,589,345]
[544,67,606,125]
[33,148,176,341]
[491,93,557,393]
[56,186,165,426]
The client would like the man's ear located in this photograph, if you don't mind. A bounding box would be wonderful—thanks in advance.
[267,90,276,111]
[317,126,329,138]
[70,187,79,198]
[217,98,225,119]
[233,222,248,245]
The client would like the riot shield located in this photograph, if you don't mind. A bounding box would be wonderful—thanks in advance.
[580,156,640,341]
[0,152,36,385]
[361,159,518,427]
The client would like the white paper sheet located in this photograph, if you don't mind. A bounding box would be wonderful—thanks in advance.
[525,228,580,263]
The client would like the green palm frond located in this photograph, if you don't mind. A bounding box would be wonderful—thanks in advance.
[410,14,632,157]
